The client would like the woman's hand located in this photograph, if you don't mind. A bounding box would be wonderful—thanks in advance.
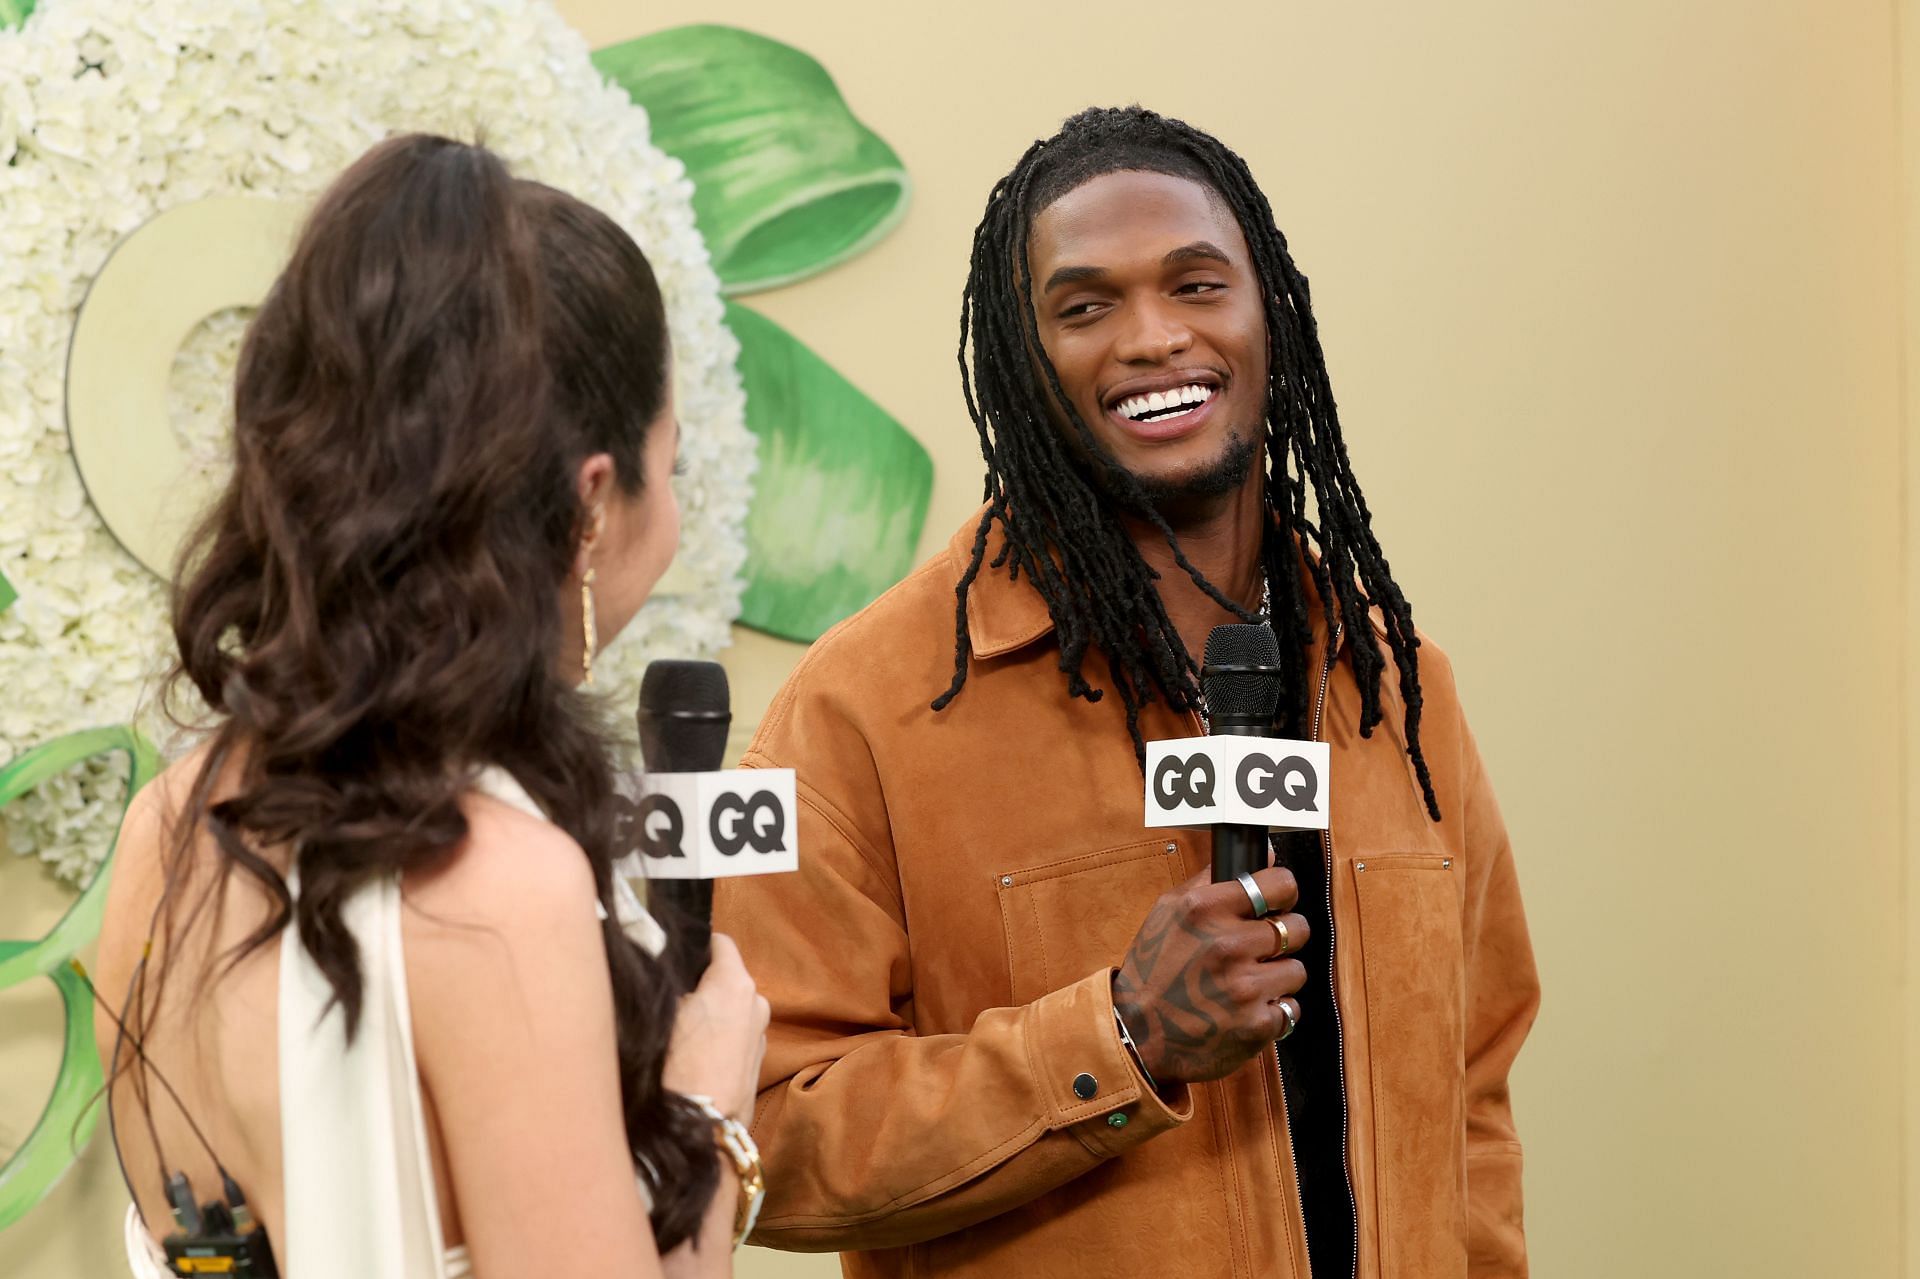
[662,933,769,1120]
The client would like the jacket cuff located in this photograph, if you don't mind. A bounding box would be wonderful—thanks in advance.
[1023,968,1192,1159]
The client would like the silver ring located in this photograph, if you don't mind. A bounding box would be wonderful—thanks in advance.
[1276,1000,1298,1041]
[1235,872,1270,918]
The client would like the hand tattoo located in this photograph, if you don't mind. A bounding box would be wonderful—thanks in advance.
[1114,894,1255,1082]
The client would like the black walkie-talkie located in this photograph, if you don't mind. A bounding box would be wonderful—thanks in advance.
[160,1169,279,1277]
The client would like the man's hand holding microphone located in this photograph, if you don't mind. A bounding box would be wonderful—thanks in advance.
[1114,623,1327,1088]
[1113,866,1309,1085]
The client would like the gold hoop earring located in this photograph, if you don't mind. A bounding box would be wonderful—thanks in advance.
[581,567,597,687]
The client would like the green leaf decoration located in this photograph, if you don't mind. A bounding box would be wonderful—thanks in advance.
[593,25,909,294]
[0,0,34,30]
[727,302,931,641]
[0,957,97,1228]
[0,567,14,614]
[0,726,163,1230]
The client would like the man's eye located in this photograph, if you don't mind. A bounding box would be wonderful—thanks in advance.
[1178,281,1226,295]
[1059,301,1099,318]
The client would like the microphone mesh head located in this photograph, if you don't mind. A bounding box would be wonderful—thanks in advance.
[637,659,731,773]
[1202,624,1284,722]
[638,659,730,716]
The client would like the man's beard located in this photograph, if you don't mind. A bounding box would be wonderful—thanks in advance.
[1104,429,1259,516]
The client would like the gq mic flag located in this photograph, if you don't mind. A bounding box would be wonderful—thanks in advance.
[1145,625,1330,885]
[633,660,796,982]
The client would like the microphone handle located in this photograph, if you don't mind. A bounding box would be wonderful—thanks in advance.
[652,879,712,984]
[1212,824,1271,885]
[636,660,732,988]
[637,710,729,986]
[1208,716,1273,885]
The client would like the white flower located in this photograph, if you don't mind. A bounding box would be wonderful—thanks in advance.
[0,0,753,886]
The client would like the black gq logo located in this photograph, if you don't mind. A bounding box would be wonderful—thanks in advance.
[1154,754,1217,807]
[711,791,788,856]
[625,793,688,860]
[1155,752,1320,814]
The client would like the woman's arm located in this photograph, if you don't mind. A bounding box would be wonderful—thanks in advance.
[661,1172,740,1279]
[405,795,670,1277]
[660,932,767,1279]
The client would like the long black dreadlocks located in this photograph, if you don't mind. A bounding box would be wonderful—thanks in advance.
[932,105,1440,820]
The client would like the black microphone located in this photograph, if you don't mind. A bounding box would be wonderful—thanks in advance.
[637,659,732,982]
[1201,623,1285,885]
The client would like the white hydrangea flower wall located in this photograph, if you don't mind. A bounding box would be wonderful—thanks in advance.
[0,0,755,885]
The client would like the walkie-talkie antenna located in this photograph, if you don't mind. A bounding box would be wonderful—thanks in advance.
[75,957,236,1188]
[116,950,174,1199]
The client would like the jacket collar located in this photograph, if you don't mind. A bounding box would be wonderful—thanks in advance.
[948,509,1056,659]
[946,504,1361,665]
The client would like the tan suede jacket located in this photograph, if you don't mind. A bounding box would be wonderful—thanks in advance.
[714,512,1539,1278]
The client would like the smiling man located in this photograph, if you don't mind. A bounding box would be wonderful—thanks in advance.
[715,107,1538,1279]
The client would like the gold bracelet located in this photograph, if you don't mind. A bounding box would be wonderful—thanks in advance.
[682,1095,766,1248]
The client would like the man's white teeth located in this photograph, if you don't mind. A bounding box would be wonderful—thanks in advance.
[1117,383,1214,422]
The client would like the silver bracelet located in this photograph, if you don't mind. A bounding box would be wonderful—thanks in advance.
[1112,1006,1160,1096]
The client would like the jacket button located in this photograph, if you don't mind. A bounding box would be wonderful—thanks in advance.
[1107,1113,1128,1129]
[1073,1072,1097,1099]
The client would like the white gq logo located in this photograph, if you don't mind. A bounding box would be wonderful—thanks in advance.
[617,768,800,880]
[1142,738,1331,832]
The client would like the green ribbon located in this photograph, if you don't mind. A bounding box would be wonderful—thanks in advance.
[727,302,932,641]
[593,26,931,639]
[0,727,162,1230]
[594,25,910,295]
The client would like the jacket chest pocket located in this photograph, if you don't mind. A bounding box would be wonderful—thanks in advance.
[997,840,1183,1007]
[1350,852,1468,1277]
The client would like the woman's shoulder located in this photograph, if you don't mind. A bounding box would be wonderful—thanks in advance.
[400,785,609,1059]
[98,742,237,965]
[120,739,227,851]
[399,788,617,1132]
[401,785,600,935]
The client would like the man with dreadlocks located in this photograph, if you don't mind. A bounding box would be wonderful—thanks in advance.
[714,106,1538,1279]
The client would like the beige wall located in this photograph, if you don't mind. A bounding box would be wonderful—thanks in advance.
[1901,0,1919,1274]
[2,2,1909,1276]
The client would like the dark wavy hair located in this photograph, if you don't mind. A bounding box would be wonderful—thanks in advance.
[142,134,718,1248]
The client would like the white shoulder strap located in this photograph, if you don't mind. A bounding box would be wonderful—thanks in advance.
[278,865,448,1279]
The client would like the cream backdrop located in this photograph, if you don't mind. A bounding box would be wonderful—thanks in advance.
[1,1,1911,1277]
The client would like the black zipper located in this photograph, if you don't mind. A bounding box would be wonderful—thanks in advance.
[1305,623,1359,1279]
[1198,620,1358,1277]
[1272,991,1310,1272]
